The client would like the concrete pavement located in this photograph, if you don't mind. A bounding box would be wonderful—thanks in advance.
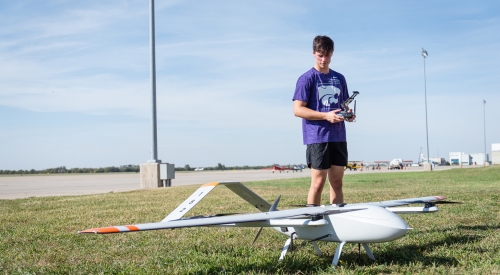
[0,165,455,199]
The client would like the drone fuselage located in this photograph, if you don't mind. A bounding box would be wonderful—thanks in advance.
[277,205,408,243]
[216,204,409,243]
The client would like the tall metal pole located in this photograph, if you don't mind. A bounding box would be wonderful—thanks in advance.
[149,0,160,163]
[422,48,430,164]
[483,100,487,165]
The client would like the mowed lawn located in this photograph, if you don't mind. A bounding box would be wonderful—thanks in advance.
[1,167,499,274]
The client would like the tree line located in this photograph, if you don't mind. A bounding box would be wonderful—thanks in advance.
[0,163,277,175]
[182,163,267,171]
[0,165,140,175]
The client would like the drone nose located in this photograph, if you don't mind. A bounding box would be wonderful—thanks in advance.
[328,205,410,243]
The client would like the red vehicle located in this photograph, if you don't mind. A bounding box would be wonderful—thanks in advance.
[263,165,303,173]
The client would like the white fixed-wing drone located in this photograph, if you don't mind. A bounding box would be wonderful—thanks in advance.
[79,181,452,268]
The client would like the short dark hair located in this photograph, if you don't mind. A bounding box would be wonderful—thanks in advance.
[313,35,334,54]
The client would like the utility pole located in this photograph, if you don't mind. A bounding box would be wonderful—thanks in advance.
[148,0,160,164]
[140,0,166,189]
[483,100,487,165]
[421,48,430,169]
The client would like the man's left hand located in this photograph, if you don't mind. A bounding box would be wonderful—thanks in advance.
[347,108,356,122]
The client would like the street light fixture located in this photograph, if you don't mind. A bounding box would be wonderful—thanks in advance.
[421,48,430,165]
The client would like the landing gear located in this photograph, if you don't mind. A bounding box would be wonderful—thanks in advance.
[278,234,376,269]
[278,232,296,261]
[331,242,376,269]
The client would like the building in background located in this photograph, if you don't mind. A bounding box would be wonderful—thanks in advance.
[470,153,487,166]
[449,152,472,166]
[429,158,446,165]
[492,144,500,165]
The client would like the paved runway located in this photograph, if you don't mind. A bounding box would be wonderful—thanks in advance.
[0,166,453,199]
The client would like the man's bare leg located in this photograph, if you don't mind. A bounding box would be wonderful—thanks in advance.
[307,168,328,205]
[328,165,344,204]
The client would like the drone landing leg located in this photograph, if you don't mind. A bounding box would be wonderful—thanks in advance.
[278,233,296,261]
[331,241,346,268]
[311,241,323,256]
[279,237,292,261]
[362,243,376,261]
[309,233,330,256]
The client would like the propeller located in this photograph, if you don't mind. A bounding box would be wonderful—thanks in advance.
[287,203,347,208]
[252,195,281,245]
[252,227,263,245]
[432,201,462,204]
[297,208,366,219]
[287,204,307,208]
[270,195,281,211]
[424,201,462,208]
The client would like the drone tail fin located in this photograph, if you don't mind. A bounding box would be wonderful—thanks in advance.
[162,181,272,222]
[223,182,272,212]
[161,182,220,222]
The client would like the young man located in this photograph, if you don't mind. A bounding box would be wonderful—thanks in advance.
[292,35,355,206]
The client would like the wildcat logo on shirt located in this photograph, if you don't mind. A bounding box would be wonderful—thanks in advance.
[318,85,341,109]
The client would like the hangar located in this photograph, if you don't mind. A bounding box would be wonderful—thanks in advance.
[449,152,472,166]
[492,144,500,165]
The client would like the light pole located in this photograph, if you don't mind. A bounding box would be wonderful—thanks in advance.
[148,0,160,163]
[421,48,430,165]
[483,100,487,165]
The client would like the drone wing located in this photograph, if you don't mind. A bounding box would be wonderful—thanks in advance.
[349,196,449,214]
[352,196,446,207]
[79,207,363,234]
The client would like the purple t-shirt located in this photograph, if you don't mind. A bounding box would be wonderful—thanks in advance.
[293,68,349,144]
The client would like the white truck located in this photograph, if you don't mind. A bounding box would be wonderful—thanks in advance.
[389,159,404,170]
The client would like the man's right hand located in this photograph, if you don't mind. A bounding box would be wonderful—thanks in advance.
[294,100,345,123]
[325,109,345,124]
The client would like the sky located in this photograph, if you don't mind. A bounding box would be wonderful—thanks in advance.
[1,0,499,170]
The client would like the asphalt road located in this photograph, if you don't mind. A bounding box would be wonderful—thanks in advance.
[0,165,454,199]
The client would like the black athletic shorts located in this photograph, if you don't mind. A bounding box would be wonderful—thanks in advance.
[306,142,348,170]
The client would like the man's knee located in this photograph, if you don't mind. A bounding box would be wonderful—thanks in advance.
[331,185,342,194]
[309,185,323,194]
[310,170,327,187]
[309,180,324,193]
[329,178,343,190]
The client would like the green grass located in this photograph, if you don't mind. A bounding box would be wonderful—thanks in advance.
[1,167,499,274]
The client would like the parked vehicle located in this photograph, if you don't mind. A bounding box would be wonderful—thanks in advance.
[344,162,359,171]
[389,159,404,170]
